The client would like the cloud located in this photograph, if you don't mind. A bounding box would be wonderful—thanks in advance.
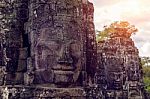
[89,0,121,7]
[140,42,150,56]
[92,0,150,56]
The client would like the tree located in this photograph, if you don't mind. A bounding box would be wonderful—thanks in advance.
[141,57,150,93]
[96,21,138,42]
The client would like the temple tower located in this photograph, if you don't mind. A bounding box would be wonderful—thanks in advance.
[0,0,98,98]
[97,26,144,98]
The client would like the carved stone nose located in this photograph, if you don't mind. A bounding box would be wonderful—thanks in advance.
[57,46,73,65]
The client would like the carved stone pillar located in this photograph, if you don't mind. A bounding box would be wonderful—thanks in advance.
[0,0,28,85]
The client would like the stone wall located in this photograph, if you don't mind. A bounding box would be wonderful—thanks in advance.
[84,2,97,84]
[0,0,29,85]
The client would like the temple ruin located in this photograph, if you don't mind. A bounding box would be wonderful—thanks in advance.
[0,0,145,99]
[97,27,145,98]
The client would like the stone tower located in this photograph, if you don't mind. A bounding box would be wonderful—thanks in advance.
[0,0,98,98]
[97,27,144,98]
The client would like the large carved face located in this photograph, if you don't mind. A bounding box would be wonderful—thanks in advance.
[33,23,83,86]
[108,72,123,90]
[29,0,84,86]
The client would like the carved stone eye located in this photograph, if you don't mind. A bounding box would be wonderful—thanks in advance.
[70,42,81,57]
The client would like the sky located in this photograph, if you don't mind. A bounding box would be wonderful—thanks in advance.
[89,0,150,57]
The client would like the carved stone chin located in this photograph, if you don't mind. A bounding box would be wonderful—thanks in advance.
[53,70,74,84]
[52,57,82,86]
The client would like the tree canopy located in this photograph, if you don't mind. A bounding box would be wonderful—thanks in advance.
[96,21,138,42]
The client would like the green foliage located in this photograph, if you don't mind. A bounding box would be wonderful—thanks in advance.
[143,66,150,77]
[141,57,150,67]
[96,29,110,42]
[96,25,114,42]
[144,77,150,92]
[142,57,150,92]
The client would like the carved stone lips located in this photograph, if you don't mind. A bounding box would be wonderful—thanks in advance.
[52,64,75,71]
[53,65,74,84]
[53,70,74,75]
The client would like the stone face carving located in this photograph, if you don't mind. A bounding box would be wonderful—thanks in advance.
[97,30,144,98]
[0,0,145,99]
[28,0,85,86]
